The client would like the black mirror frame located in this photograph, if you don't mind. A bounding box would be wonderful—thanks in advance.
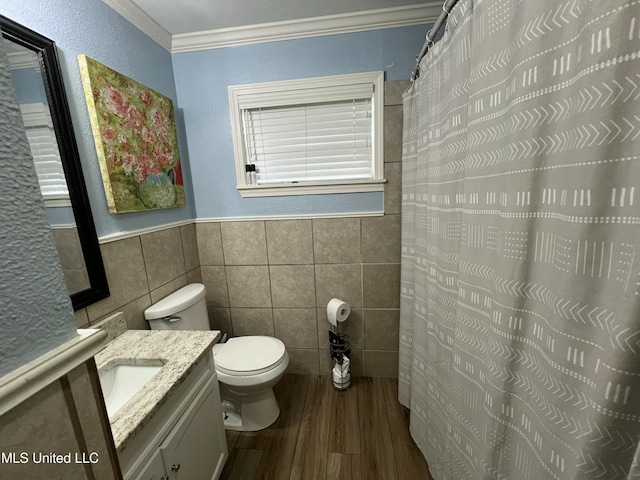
[1,15,109,310]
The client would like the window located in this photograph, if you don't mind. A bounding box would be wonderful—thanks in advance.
[228,71,385,197]
[20,103,70,207]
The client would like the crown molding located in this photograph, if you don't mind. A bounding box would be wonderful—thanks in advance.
[102,2,438,53]
[171,3,440,53]
[102,0,173,51]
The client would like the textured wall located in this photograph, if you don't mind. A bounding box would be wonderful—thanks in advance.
[0,38,76,377]
[172,25,425,219]
[0,0,196,237]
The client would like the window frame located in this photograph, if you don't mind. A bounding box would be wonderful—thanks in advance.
[228,71,385,198]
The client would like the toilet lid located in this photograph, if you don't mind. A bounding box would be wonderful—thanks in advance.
[214,336,286,376]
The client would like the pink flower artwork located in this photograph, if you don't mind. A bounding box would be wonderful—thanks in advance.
[78,55,186,213]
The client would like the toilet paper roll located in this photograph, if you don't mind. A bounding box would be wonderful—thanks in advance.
[327,298,351,327]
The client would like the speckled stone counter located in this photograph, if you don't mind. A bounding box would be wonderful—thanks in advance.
[94,330,220,453]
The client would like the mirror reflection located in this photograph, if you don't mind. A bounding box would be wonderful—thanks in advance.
[5,40,90,295]
[0,15,109,309]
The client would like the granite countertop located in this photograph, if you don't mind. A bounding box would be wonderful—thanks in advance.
[94,329,220,453]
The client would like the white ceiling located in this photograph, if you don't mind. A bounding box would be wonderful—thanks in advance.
[127,0,425,35]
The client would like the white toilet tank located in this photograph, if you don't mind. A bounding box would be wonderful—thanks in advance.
[145,283,210,331]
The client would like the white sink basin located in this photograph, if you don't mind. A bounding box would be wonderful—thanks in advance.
[99,363,163,418]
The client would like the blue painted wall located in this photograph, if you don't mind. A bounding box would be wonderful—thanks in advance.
[2,0,426,226]
[0,0,196,238]
[11,68,48,105]
[172,25,425,219]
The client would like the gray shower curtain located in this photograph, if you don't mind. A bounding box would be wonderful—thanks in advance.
[398,0,640,478]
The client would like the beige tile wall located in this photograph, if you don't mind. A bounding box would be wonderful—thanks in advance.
[74,223,202,332]
[199,80,408,378]
[52,226,90,295]
[75,80,408,379]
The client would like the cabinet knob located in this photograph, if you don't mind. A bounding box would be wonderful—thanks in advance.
[171,463,181,472]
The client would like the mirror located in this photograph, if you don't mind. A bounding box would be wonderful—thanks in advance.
[1,15,109,310]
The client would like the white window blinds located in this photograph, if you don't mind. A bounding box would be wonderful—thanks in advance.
[20,103,69,200]
[242,98,373,184]
[228,71,384,197]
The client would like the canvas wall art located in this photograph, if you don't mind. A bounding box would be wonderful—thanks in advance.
[78,55,185,213]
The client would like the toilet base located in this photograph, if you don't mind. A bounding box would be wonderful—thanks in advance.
[220,387,280,431]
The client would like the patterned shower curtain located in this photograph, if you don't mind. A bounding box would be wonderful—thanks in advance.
[398,1,640,478]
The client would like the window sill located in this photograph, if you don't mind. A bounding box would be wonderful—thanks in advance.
[237,179,386,198]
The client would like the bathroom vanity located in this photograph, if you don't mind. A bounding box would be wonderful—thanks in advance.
[95,330,227,480]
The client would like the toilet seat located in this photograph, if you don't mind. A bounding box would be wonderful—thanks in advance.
[214,336,286,376]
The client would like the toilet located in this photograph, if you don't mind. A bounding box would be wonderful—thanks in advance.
[144,283,289,432]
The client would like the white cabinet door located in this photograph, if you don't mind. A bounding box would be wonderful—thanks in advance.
[160,376,227,480]
[133,449,167,480]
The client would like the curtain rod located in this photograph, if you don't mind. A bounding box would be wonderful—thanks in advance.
[411,0,460,81]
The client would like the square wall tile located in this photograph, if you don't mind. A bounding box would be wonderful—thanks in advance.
[201,266,229,307]
[312,218,361,264]
[317,307,363,350]
[364,309,400,351]
[221,221,268,265]
[266,220,313,264]
[141,227,186,291]
[384,80,410,106]
[52,227,85,269]
[274,308,318,349]
[180,223,199,271]
[362,215,401,264]
[226,266,272,307]
[384,162,402,214]
[101,294,151,331]
[315,264,362,308]
[230,308,274,336]
[197,223,224,265]
[363,264,400,308]
[186,267,202,284]
[384,105,403,163]
[150,275,188,304]
[87,237,149,321]
[364,351,399,378]
[270,265,316,307]
[208,307,232,335]
[287,349,319,374]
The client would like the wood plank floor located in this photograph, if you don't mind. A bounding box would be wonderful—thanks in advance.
[220,375,433,480]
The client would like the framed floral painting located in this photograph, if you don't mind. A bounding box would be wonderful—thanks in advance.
[78,55,185,213]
